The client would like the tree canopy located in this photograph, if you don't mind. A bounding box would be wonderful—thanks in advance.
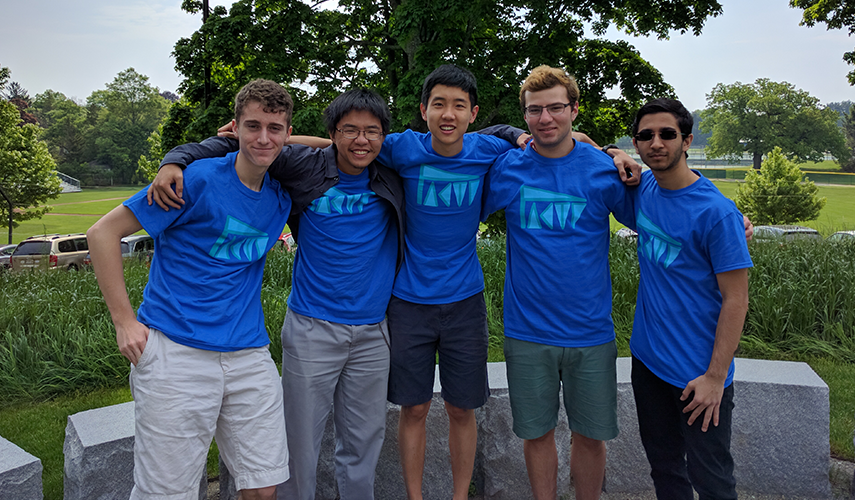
[840,103,855,171]
[700,78,847,169]
[0,100,61,230]
[734,147,826,224]
[168,0,725,145]
[791,0,855,84]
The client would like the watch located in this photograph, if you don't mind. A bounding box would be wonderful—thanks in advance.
[601,144,621,154]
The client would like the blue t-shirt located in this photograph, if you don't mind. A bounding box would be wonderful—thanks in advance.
[482,142,634,347]
[125,152,292,351]
[377,129,514,304]
[286,168,397,324]
[628,171,753,388]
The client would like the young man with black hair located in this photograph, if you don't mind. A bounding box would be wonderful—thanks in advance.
[88,79,294,500]
[146,88,406,500]
[627,98,750,499]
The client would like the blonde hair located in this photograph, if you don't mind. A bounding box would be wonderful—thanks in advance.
[519,65,579,111]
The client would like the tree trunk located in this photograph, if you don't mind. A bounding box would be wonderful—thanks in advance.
[753,151,763,170]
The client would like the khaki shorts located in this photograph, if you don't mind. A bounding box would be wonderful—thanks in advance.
[504,336,618,441]
[129,329,289,499]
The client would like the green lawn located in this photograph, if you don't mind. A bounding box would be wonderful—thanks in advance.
[711,181,855,234]
[11,187,143,244]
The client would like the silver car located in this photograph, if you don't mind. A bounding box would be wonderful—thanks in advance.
[0,244,16,270]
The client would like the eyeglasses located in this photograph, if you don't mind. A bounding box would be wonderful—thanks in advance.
[524,102,574,117]
[336,127,383,141]
[634,128,687,142]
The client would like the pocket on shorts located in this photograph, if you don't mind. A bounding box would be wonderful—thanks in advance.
[135,328,159,369]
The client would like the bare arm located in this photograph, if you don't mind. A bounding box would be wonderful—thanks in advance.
[87,206,150,365]
[681,267,749,431]
[288,135,333,149]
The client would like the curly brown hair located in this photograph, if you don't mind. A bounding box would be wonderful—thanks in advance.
[519,66,579,112]
[234,79,294,126]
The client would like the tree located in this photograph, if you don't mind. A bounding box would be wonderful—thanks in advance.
[2,81,31,103]
[826,100,854,125]
[791,0,855,84]
[734,147,826,224]
[840,103,855,172]
[168,0,725,145]
[87,68,170,183]
[700,79,848,169]
[0,100,61,230]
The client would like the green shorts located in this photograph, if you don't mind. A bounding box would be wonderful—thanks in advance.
[504,337,618,441]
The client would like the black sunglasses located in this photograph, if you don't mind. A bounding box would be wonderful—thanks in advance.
[634,128,687,142]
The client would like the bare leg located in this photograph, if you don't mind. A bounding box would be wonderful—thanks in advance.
[523,428,558,500]
[399,401,431,500]
[445,401,477,500]
[570,433,606,500]
[238,485,276,500]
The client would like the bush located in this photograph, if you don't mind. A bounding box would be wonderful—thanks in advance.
[735,147,826,224]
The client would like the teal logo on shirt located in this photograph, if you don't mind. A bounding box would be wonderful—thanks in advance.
[209,216,268,261]
[519,186,586,230]
[417,165,480,208]
[310,187,373,215]
[637,211,682,268]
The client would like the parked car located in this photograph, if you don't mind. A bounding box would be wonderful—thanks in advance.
[277,232,297,252]
[83,234,154,267]
[827,230,855,241]
[614,227,638,241]
[10,234,89,271]
[752,225,821,242]
[0,244,17,270]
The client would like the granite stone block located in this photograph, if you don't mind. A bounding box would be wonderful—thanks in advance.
[0,435,42,500]
[731,358,830,498]
[64,401,135,500]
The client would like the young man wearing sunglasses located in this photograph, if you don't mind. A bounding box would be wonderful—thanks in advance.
[627,98,751,499]
[481,65,637,500]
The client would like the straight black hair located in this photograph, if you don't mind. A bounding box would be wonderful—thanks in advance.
[323,88,392,135]
[420,64,478,108]
[631,98,693,137]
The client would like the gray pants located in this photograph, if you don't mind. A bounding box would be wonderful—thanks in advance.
[278,309,391,500]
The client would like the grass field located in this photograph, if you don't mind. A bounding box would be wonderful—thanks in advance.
[10,187,142,244]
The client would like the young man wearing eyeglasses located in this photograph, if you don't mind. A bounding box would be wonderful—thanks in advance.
[627,98,751,499]
[147,89,406,500]
[480,65,638,500]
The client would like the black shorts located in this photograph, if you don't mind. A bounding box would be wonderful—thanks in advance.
[386,292,489,409]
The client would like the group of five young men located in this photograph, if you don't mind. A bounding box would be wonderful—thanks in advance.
[89,63,751,500]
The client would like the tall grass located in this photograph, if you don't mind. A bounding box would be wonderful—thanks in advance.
[0,249,295,407]
[2,237,854,407]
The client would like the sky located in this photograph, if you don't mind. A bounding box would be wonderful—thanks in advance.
[0,0,852,111]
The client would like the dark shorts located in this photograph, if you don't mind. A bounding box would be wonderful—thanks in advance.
[386,292,489,410]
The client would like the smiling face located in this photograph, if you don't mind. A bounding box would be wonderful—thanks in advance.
[523,85,578,158]
[420,84,478,157]
[632,112,691,173]
[235,100,291,170]
[331,109,384,175]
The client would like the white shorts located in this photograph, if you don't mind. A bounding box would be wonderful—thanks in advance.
[129,329,289,499]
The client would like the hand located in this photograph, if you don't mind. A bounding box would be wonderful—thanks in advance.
[217,121,237,139]
[611,150,642,186]
[743,215,754,241]
[516,133,532,150]
[146,164,185,210]
[116,320,150,366]
[681,374,725,432]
